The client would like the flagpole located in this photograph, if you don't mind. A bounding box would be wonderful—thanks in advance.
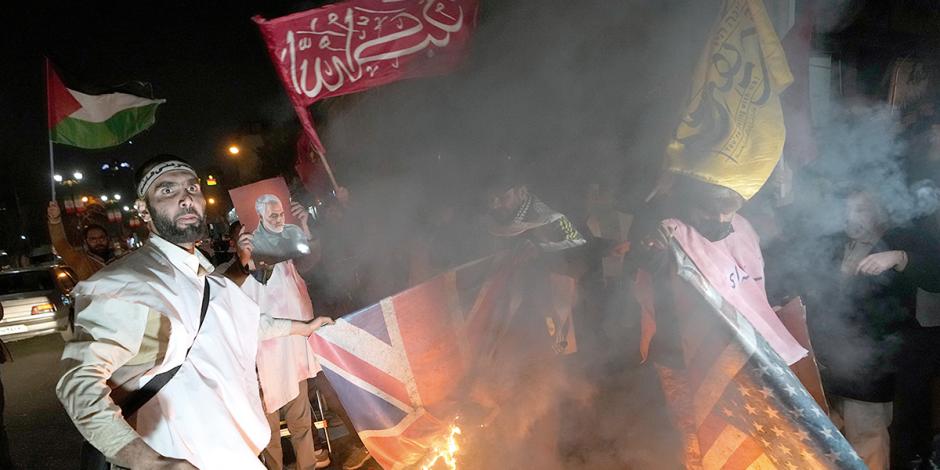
[44,58,56,200]
[48,138,56,200]
[309,149,339,193]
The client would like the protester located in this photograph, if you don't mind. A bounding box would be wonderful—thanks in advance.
[226,213,331,469]
[55,155,333,469]
[631,175,811,467]
[468,177,586,468]
[47,201,116,280]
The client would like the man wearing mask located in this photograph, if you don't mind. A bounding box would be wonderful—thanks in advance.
[634,175,807,365]
[56,155,332,469]
[47,202,116,280]
[631,176,810,468]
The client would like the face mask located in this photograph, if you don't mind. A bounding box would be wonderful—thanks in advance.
[693,218,734,242]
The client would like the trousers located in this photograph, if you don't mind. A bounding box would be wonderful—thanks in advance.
[262,384,318,470]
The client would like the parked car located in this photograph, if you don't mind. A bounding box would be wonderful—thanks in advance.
[0,265,77,342]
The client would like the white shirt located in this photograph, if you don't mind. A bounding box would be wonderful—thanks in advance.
[57,235,291,468]
[241,260,322,413]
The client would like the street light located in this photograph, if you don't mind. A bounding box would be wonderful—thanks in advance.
[113,194,122,201]
[53,174,63,182]
[100,195,109,202]
[81,196,88,203]
[228,145,240,156]
[73,171,83,181]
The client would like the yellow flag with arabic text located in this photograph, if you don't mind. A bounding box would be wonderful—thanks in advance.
[667,0,793,200]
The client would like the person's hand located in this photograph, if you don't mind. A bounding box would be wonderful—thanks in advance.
[290,201,309,227]
[857,250,907,276]
[294,316,334,336]
[335,186,350,206]
[609,240,631,257]
[235,226,254,267]
[113,438,197,469]
[47,201,62,224]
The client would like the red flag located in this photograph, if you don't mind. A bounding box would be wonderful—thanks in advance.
[46,60,82,130]
[253,0,479,154]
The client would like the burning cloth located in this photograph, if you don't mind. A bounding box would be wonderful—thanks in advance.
[308,250,577,469]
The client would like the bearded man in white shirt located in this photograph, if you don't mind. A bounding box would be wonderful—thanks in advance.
[56,155,332,469]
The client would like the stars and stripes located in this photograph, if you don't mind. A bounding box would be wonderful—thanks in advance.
[666,239,863,469]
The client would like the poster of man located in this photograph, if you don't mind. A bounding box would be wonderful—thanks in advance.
[229,177,313,266]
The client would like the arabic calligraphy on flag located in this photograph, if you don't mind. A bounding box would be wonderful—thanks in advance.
[254,0,478,152]
[666,0,793,200]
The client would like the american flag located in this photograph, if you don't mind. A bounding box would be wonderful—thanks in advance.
[309,255,527,469]
[663,239,864,469]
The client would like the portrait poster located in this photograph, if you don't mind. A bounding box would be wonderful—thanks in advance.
[229,177,310,265]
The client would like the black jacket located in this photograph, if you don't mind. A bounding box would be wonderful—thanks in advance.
[777,228,940,402]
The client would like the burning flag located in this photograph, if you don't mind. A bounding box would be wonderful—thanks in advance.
[46,61,165,149]
[645,237,863,469]
[309,253,573,468]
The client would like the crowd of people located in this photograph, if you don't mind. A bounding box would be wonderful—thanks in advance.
[39,143,940,470]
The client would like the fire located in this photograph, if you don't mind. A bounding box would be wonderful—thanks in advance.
[421,423,462,470]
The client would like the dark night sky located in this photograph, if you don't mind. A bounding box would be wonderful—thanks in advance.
[0,0,929,251]
[0,1,323,245]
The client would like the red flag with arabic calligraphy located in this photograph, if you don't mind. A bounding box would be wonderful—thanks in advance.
[253,0,480,154]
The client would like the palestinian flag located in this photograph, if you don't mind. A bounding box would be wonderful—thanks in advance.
[46,63,165,149]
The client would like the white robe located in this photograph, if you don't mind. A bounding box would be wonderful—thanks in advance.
[242,260,321,413]
[70,239,269,469]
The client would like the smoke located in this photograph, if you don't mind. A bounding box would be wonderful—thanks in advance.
[294,1,723,467]
[286,0,940,467]
[791,101,940,236]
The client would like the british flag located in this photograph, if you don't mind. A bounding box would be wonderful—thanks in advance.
[309,255,529,468]
[658,239,864,469]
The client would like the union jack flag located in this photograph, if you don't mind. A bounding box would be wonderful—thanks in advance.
[310,254,554,468]
[656,239,864,469]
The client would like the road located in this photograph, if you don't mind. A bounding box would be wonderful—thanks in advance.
[3,334,82,469]
[0,333,381,470]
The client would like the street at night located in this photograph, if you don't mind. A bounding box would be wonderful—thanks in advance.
[3,335,82,469]
[6,0,940,469]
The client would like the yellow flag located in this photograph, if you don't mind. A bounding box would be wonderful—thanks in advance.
[667,0,793,200]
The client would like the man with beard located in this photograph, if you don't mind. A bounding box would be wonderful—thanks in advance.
[56,155,333,469]
[469,178,585,469]
[252,194,313,266]
[47,202,117,280]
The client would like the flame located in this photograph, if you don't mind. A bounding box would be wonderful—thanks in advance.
[421,423,462,470]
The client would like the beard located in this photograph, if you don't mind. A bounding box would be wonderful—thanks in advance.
[150,204,207,244]
[88,244,113,260]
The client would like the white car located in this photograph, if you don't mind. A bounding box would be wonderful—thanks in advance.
[0,265,77,342]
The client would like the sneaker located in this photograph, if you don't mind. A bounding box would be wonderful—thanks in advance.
[315,448,332,469]
[342,445,373,470]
